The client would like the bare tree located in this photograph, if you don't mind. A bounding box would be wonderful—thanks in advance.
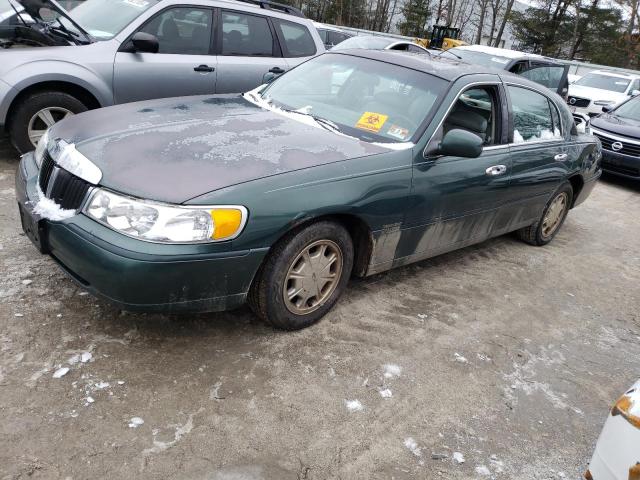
[492,0,514,46]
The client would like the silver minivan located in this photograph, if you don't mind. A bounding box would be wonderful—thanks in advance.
[0,0,324,152]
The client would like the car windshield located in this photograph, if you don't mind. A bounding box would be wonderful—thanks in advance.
[574,73,630,93]
[613,96,640,120]
[66,0,155,39]
[332,35,394,50]
[259,54,446,143]
[445,48,511,68]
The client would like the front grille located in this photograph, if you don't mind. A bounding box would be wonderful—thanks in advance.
[568,96,590,108]
[593,131,640,157]
[38,152,91,211]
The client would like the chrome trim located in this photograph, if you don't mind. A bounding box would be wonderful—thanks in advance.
[45,167,60,197]
[590,126,640,146]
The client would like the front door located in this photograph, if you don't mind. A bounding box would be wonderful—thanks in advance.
[214,10,288,93]
[517,61,570,97]
[398,83,513,263]
[113,6,216,104]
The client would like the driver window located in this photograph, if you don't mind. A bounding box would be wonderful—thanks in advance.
[442,86,500,146]
[139,7,213,55]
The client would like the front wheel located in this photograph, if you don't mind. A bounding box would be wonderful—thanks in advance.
[9,91,88,153]
[517,182,573,246]
[248,221,354,330]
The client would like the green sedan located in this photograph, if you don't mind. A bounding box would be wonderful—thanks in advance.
[15,50,602,330]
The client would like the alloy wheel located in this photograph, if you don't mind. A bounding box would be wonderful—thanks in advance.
[541,192,568,239]
[283,239,343,315]
[27,107,74,147]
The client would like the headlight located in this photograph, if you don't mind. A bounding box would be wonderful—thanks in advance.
[594,100,614,106]
[84,188,247,243]
[34,129,50,168]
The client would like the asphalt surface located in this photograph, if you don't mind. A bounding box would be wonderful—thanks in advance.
[1,137,639,480]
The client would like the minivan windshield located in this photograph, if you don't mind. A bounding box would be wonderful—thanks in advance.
[259,53,446,143]
[574,73,630,93]
[67,0,155,39]
[613,96,640,121]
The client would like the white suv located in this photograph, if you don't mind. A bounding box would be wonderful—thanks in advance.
[568,70,640,126]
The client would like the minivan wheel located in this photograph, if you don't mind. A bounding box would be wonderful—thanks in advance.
[517,182,573,246]
[10,91,88,153]
[248,221,354,330]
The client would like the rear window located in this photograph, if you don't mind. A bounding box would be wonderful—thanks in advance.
[274,19,316,57]
[221,11,273,56]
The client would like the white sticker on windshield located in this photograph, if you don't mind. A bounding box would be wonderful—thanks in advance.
[491,57,509,64]
[123,0,149,8]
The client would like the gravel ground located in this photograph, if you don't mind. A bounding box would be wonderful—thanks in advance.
[1,137,639,480]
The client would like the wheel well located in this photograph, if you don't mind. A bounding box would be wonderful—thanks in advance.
[5,81,101,130]
[568,174,584,207]
[273,214,374,278]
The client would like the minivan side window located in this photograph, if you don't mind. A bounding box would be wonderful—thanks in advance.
[274,19,316,57]
[508,85,562,143]
[221,11,274,56]
[140,7,213,55]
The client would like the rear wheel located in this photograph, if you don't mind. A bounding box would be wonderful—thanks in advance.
[248,221,354,330]
[517,182,573,246]
[9,91,88,153]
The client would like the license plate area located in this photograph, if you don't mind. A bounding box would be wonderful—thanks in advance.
[19,204,49,253]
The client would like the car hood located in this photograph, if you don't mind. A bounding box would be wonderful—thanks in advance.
[590,112,640,139]
[49,95,389,204]
[568,84,627,103]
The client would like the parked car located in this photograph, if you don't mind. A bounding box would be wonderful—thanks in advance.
[590,94,640,180]
[440,45,570,97]
[331,34,430,53]
[568,70,640,127]
[0,0,324,153]
[313,21,351,49]
[585,379,640,480]
[15,50,601,330]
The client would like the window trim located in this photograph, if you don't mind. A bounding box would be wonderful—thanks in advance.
[422,80,506,159]
[118,4,216,55]
[504,82,565,146]
[271,17,317,58]
[216,8,281,58]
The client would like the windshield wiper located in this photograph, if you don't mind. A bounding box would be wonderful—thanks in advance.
[276,105,342,133]
[436,49,461,59]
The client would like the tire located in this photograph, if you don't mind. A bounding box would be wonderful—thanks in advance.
[517,182,573,246]
[249,221,354,330]
[9,91,88,154]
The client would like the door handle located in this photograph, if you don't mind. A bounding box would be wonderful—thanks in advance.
[554,153,568,161]
[269,67,285,74]
[194,64,214,73]
[485,165,507,176]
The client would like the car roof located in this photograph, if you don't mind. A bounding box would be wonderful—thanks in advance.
[452,44,544,60]
[312,22,348,32]
[586,69,640,79]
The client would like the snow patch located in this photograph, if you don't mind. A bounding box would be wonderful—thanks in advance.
[454,352,468,363]
[345,399,364,412]
[379,388,393,398]
[383,364,402,378]
[404,437,422,460]
[128,417,144,428]
[142,410,201,455]
[52,367,69,378]
[475,465,491,476]
[32,186,75,221]
[21,279,33,286]
[452,452,465,464]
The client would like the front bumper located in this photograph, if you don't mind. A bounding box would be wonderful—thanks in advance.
[15,153,267,313]
[600,149,640,180]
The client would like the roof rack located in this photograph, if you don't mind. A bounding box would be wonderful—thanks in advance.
[232,0,306,17]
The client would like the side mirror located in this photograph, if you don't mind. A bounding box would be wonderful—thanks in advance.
[631,89,640,97]
[601,105,613,113]
[437,129,483,158]
[131,32,159,53]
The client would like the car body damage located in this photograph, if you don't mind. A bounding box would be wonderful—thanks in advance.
[587,379,640,480]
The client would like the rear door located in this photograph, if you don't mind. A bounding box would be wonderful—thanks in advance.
[272,18,319,69]
[214,9,288,93]
[113,6,216,103]
[505,83,569,219]
[516,61,570,97]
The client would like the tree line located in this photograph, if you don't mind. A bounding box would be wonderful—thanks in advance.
[280,0,640,68]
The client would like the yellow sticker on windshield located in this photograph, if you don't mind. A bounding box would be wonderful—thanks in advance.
[355,112,388,133]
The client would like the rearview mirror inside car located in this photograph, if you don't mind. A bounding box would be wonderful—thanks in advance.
[437,129,484,158]
[131,32,159,54]
[631,89,640,97]
[601,105,612,113]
